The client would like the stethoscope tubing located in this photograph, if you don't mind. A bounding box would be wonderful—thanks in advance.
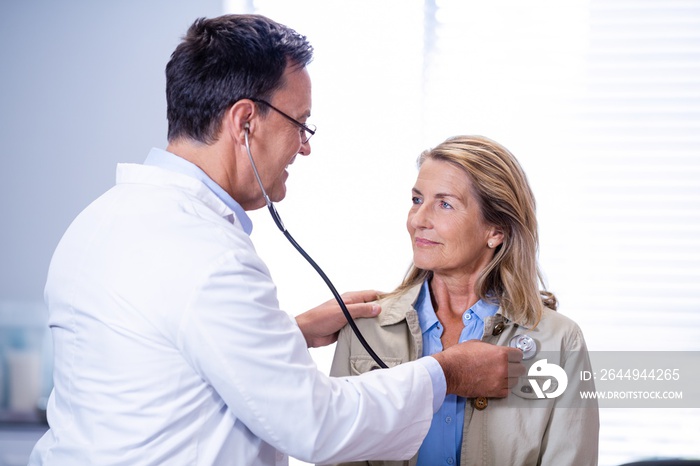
[244,129,388,369]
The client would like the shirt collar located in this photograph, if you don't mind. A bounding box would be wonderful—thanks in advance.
[471,298,500,321]
[415,280,439,333]
[414,279,499,333]
[143,147,253,235]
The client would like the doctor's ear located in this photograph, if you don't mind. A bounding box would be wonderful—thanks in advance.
[226,100,255,142]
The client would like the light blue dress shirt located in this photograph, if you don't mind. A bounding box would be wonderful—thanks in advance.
[415,280,499,466]
[143,147,253,235]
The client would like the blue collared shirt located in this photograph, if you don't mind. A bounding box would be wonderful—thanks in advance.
[415,280,499,466]
[143,147,253,235]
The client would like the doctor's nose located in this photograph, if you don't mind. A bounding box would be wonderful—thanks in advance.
[298,139,311,156]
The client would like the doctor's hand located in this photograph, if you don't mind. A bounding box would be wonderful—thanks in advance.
[431,340,525,399]
[296,290,381,348]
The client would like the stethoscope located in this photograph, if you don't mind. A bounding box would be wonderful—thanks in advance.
[243,125,389,368]
[509,334,537,360]
[243,125,538,368]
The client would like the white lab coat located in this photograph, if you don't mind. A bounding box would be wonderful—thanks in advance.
[29,162,435,465]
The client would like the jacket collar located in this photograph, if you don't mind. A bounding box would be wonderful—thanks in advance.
[376,283,424,327]
[115,162,249,235]
[136,147,253,235]
[377,281,534,329]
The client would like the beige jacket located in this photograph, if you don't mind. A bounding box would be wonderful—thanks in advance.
[323,283,599,466]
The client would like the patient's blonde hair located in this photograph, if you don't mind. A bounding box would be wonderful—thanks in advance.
[392,135,556,326]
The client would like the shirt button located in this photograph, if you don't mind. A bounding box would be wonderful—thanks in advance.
[445,416,452,424]
[447,458,455,465]
[463,312,472,322]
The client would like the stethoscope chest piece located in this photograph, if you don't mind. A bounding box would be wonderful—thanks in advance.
[509,334,537,360]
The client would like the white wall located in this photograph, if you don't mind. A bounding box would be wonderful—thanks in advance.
[0,0,223,302]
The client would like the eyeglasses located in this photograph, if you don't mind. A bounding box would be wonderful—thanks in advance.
[250,98,316,144]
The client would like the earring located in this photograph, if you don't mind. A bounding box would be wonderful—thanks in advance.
[488,241,494,248]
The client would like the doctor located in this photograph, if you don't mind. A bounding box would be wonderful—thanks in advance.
[30,14,524,466]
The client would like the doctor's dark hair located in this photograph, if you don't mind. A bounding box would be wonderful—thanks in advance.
[394,135,557,327]
[166,14,313,144]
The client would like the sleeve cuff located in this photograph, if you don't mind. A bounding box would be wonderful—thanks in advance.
[415,356,446,412]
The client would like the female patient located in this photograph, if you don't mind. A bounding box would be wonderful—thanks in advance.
[325,135,599,466]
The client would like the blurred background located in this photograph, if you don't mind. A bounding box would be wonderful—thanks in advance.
[1,0,698,465]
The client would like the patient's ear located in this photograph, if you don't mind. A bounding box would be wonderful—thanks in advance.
[487,226,504,248]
